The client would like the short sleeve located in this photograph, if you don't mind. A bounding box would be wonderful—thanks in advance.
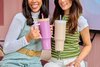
[78,16,89,32]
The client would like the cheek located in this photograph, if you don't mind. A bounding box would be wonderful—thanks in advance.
[68,3,72,8]
[58,0,61,5]
[28,0,31,4]
[69,1,72,6]
[40,1,42,7]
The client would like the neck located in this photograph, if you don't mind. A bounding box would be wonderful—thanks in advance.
[64,9,70,16]
[31,11,40,19]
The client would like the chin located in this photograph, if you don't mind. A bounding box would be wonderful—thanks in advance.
[62,8,67,11]
[62,7,69,11]
[32,9,40,13]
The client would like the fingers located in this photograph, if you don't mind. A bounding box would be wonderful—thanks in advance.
[66,61,80,67]
[74,62,80,67]
[30,26,41,39]
[33,33,41,39]
[50,25,54,38]
[30,24,54,39]
[31,25,39,31]
[50,25,54,31]
[66,62,74,67]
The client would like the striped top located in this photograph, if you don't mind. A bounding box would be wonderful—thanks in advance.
[51,16,80,59]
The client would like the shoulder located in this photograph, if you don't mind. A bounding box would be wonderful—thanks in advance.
[11,12,26,29]
[78,16,87,23]
[14,12,26,21]
[78,16,89,31]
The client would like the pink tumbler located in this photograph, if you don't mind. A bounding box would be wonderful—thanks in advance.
[39,18,51,50]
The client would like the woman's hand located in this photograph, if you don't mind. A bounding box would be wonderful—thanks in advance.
[66,60,81,67]
[50,25,54,37]
[26,26,41,43]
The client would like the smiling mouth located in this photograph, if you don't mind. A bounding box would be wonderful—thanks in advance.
[31,3,39,9]
[61,3,68,7]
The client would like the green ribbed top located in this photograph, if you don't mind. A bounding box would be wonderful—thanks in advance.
[51,16,80,59]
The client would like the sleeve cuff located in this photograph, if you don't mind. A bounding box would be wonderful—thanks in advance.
[23,36,29,45]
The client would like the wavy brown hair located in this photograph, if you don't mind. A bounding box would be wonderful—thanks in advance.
[22,0,49,26]
[51,0,82,33]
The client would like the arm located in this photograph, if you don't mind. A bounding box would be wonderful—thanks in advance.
[3,14,29,54]
[67,16,92,67]
[75,27,92,63]
[67,27,92,67]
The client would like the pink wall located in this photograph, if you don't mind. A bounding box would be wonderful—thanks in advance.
[0,0,22,40]
[0,0,4,25]
[85,33,100,67]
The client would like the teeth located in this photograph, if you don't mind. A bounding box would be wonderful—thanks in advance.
[32,5,38,8]
[33,2,38,5]
[32,3,38,8]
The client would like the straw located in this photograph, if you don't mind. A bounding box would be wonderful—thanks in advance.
[33,19,40,29]
[60,15,62,20]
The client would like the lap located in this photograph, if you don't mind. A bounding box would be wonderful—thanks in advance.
[44,62,61,67]
[0,59,42,67]
[0,63,42,67]
[44,57,86,67]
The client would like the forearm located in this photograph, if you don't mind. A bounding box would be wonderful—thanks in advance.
[75,44,92,62]
[77,26,92,62]
[3,36,29,54]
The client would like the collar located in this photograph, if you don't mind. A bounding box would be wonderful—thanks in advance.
[31,11,40,19]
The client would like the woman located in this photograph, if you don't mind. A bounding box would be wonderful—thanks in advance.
[0,0,48,67]
[44,0,92,67]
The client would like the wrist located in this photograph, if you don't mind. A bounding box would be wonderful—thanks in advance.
[75,59,81,63]
[25,34,32,43]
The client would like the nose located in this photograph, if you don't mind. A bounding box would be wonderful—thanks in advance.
[32,0,37,2]
[61,0,65,2]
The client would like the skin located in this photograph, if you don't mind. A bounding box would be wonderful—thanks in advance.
[28,0,42,13]
[58,0,72,15]
[26,0,42,42]
[58,0,92,67]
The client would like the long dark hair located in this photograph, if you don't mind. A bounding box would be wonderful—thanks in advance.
[22,0,49,26]
[52,0,82,33]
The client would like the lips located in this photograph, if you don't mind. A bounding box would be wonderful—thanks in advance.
[61,3,68,7]
[31,3,39,9]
